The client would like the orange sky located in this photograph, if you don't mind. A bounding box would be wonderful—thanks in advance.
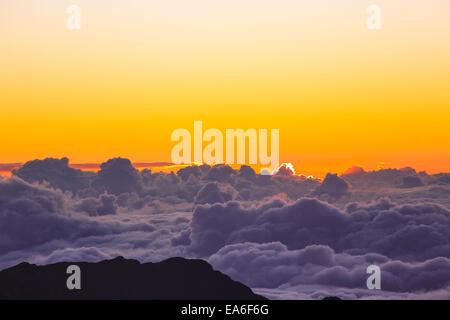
[1,0,449,176]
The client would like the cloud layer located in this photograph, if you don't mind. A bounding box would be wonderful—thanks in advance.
[209,242,450,295]
[1,158,450,299]
[189,198,450,261]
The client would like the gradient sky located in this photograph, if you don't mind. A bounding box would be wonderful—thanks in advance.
[1,0,449,176]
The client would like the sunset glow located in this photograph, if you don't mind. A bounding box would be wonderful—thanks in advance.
[1,0,449,176]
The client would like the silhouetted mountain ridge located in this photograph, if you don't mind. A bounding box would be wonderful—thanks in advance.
[0,256,266,300]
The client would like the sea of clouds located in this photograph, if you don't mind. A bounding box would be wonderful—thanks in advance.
[0,158,449,299]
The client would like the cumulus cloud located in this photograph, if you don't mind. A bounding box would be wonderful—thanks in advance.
[398,176,424,188]
[274,163,295,176]
[256,284,450,300]
[194,182,235,205]
[237,165,257,180]
[0,177,188,270]
[342,166,365,176]
[92,158,142,195]
[208,242,450,294]
[341,168,422,189]
[12,158,93,193]
[205,164,235,182]
[2,159,450,300]
[189,198,450,261]
[313,173,349,198]
[430,173,450,185]
[10,159,321,204]
[75,193,117,216]
[177,166,202,181]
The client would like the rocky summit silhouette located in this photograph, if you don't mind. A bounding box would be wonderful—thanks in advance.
[0,257,266,300]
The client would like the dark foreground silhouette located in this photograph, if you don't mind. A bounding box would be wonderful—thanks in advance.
[0,257,266,300]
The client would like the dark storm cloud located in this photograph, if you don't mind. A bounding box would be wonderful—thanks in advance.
[189,197,450,260]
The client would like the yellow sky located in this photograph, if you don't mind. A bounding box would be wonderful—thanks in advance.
[1,0,449,176]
